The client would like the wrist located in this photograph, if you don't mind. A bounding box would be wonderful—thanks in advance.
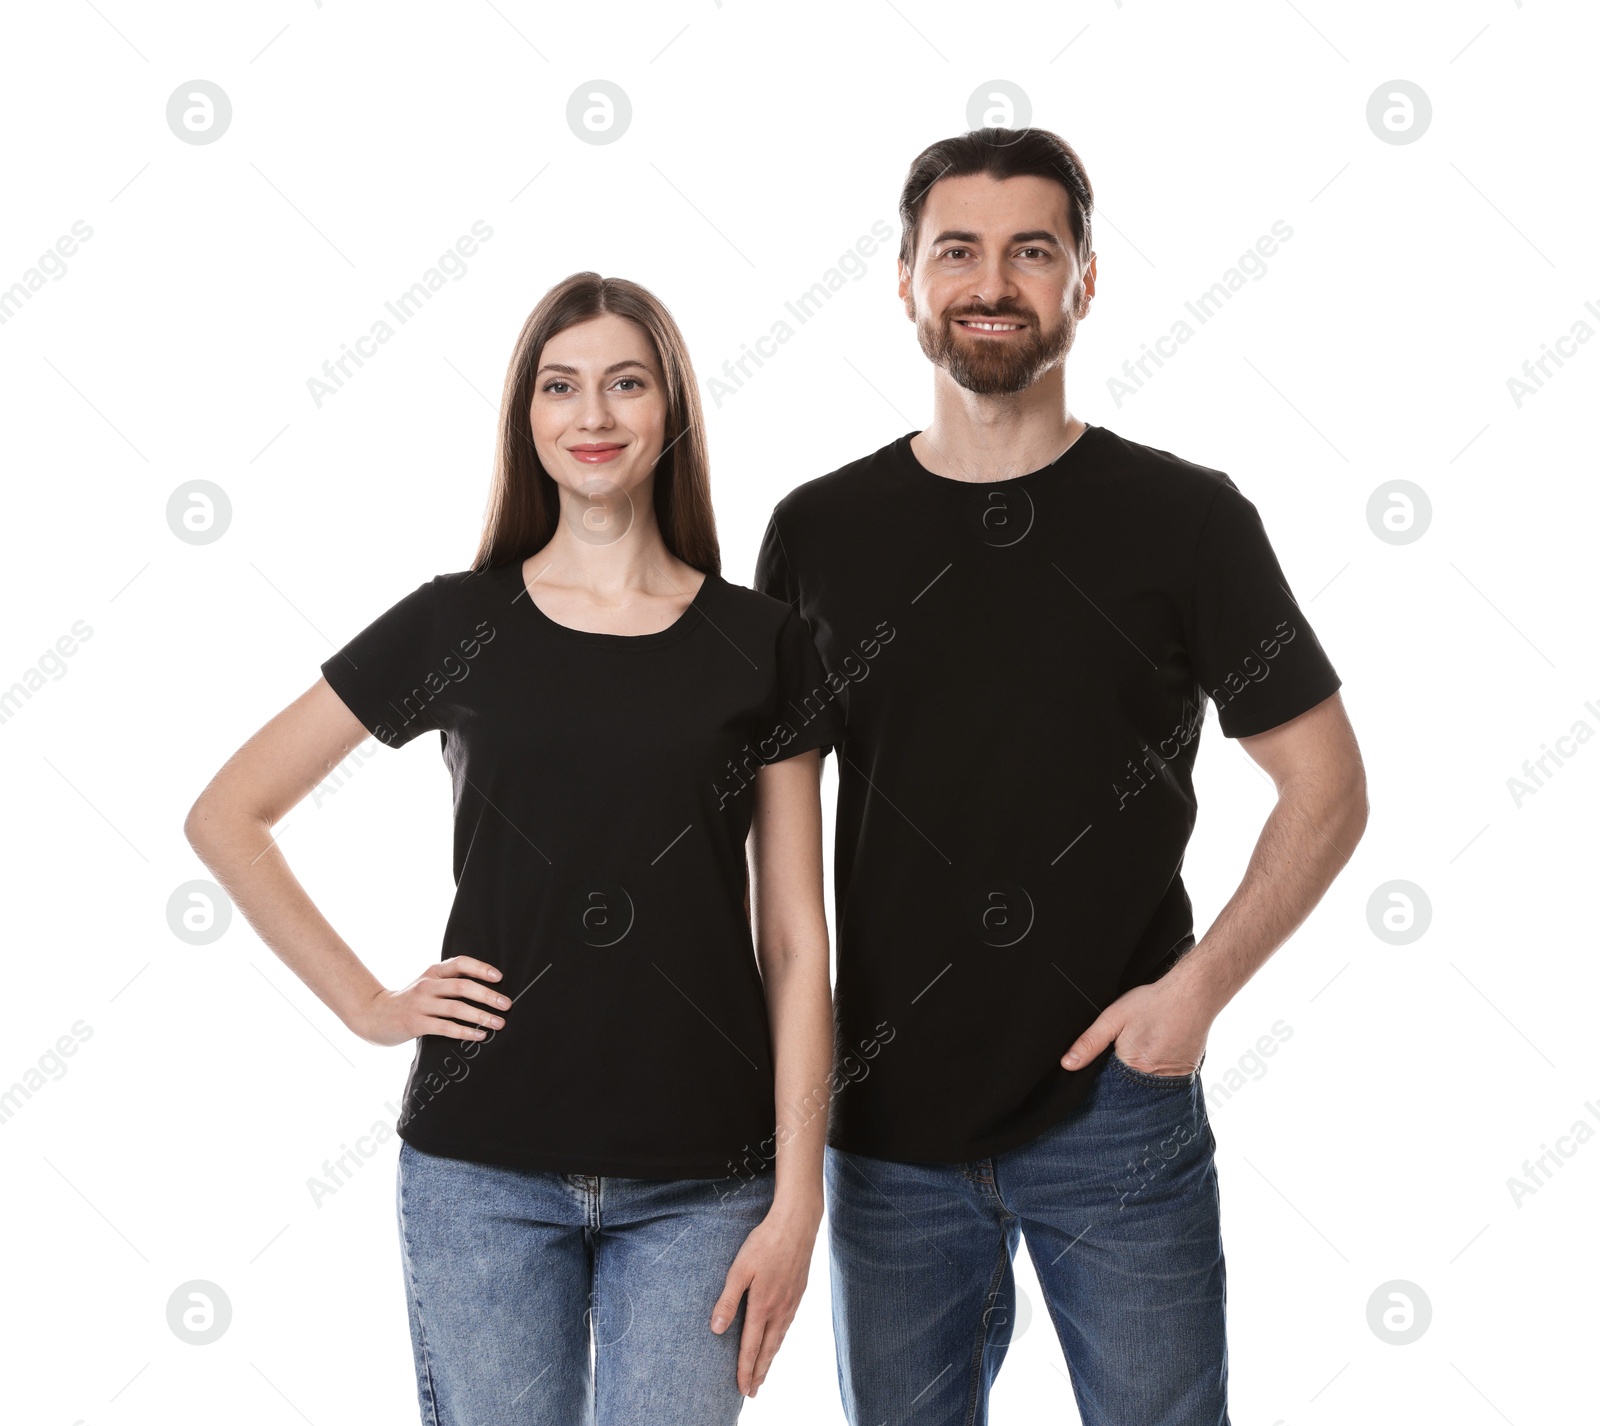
[1163,948,1233,1021]
[768,1184,824,1227]
[338,979,388,1037]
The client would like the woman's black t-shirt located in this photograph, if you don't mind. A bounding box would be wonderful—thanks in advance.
[319,562,843,1180]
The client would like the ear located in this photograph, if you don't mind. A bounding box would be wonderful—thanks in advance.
[897,259,915,321]
[1076,251,1097,317]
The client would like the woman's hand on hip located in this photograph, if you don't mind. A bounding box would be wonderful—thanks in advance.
[347,955,510,1047]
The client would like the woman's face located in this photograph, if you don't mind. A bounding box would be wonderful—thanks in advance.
[529,314,668,531]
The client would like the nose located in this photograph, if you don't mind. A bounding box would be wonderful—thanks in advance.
[573,387,615,431]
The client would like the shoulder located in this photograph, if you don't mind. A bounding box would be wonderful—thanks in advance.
[769,432,910,525]
[1084,424,1239,510]
[712,572,802,631]
[434,565,504,593]
[406,566,516,644]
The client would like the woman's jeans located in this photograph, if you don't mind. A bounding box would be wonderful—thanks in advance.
[396,1140,776,1425]
[826,1052,1229,1426]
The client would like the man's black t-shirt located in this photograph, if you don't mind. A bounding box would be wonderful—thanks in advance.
[320,561,844,1179]
[755,423,1343,1164]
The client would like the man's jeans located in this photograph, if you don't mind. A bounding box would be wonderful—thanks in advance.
[826,1052,1228,1425]
[396,1140,775,1425]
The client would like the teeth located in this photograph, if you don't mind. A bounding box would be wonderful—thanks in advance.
[962,321,1020,330]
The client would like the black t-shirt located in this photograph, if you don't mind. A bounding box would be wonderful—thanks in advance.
[755,423,1342,1164]
[320,561,844,1178]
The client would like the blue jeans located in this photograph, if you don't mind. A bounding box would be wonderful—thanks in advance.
[396,1140,776,1425]
[826,1052,1228,1425]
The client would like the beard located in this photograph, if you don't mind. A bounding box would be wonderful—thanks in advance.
[915,295,1080,396]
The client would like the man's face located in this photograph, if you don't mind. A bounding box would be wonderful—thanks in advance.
[899,172,1094,396]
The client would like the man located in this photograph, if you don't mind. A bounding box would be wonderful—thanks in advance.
[754,127,1368,1426]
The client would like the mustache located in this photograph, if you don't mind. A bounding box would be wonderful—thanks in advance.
[945,306,1034,323]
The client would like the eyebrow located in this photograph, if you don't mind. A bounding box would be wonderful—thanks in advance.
[535,358,652,378]
[927,229,1064,249]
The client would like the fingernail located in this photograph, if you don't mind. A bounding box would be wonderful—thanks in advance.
[712,1316,726,1332]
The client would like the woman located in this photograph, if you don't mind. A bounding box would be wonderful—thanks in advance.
[183,273,843,1424]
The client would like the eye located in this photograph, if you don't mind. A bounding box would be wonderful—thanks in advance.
[541,379,573,395]
[613,376,645,392]
[939,246,972,261]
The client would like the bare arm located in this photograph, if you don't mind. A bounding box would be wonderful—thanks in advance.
[711,746,834,1396]
[749,747,833,1219]
[1063,691,1369,1075]
[182,677,511,1045]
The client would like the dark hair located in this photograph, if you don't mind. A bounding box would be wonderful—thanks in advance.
[471,272,719,575]
[897,127,1094,276]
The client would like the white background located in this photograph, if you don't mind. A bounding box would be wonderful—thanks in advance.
[2,2,1595,1423]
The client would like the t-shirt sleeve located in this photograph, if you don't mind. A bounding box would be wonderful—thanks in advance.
[762,605,846,764]
[753,506,797,605]
[319,578,443,749]
[1186,480,1343,739]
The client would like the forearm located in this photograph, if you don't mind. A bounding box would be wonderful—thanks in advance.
[1167,773,1368,1017]
[184,796,383,1031]
[758,941,832,1221]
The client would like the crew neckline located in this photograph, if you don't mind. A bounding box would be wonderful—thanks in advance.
[897,422,1102,488]
[504,562,716,648]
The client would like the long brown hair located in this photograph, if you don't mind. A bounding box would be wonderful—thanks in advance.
[471,272,720,574]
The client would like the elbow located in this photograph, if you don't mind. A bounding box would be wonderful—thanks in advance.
[183,795,215,860]
[184,786,241,862]
[1341,761,1370,854]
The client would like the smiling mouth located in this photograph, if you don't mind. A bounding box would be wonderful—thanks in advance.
[953,318,1026,333]
[567,443,626,461]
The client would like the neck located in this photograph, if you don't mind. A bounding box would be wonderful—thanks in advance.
[528,502,689,597]
[913,365,1083,481]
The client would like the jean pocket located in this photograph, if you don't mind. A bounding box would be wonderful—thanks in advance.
[1107,1048,1198,1088]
